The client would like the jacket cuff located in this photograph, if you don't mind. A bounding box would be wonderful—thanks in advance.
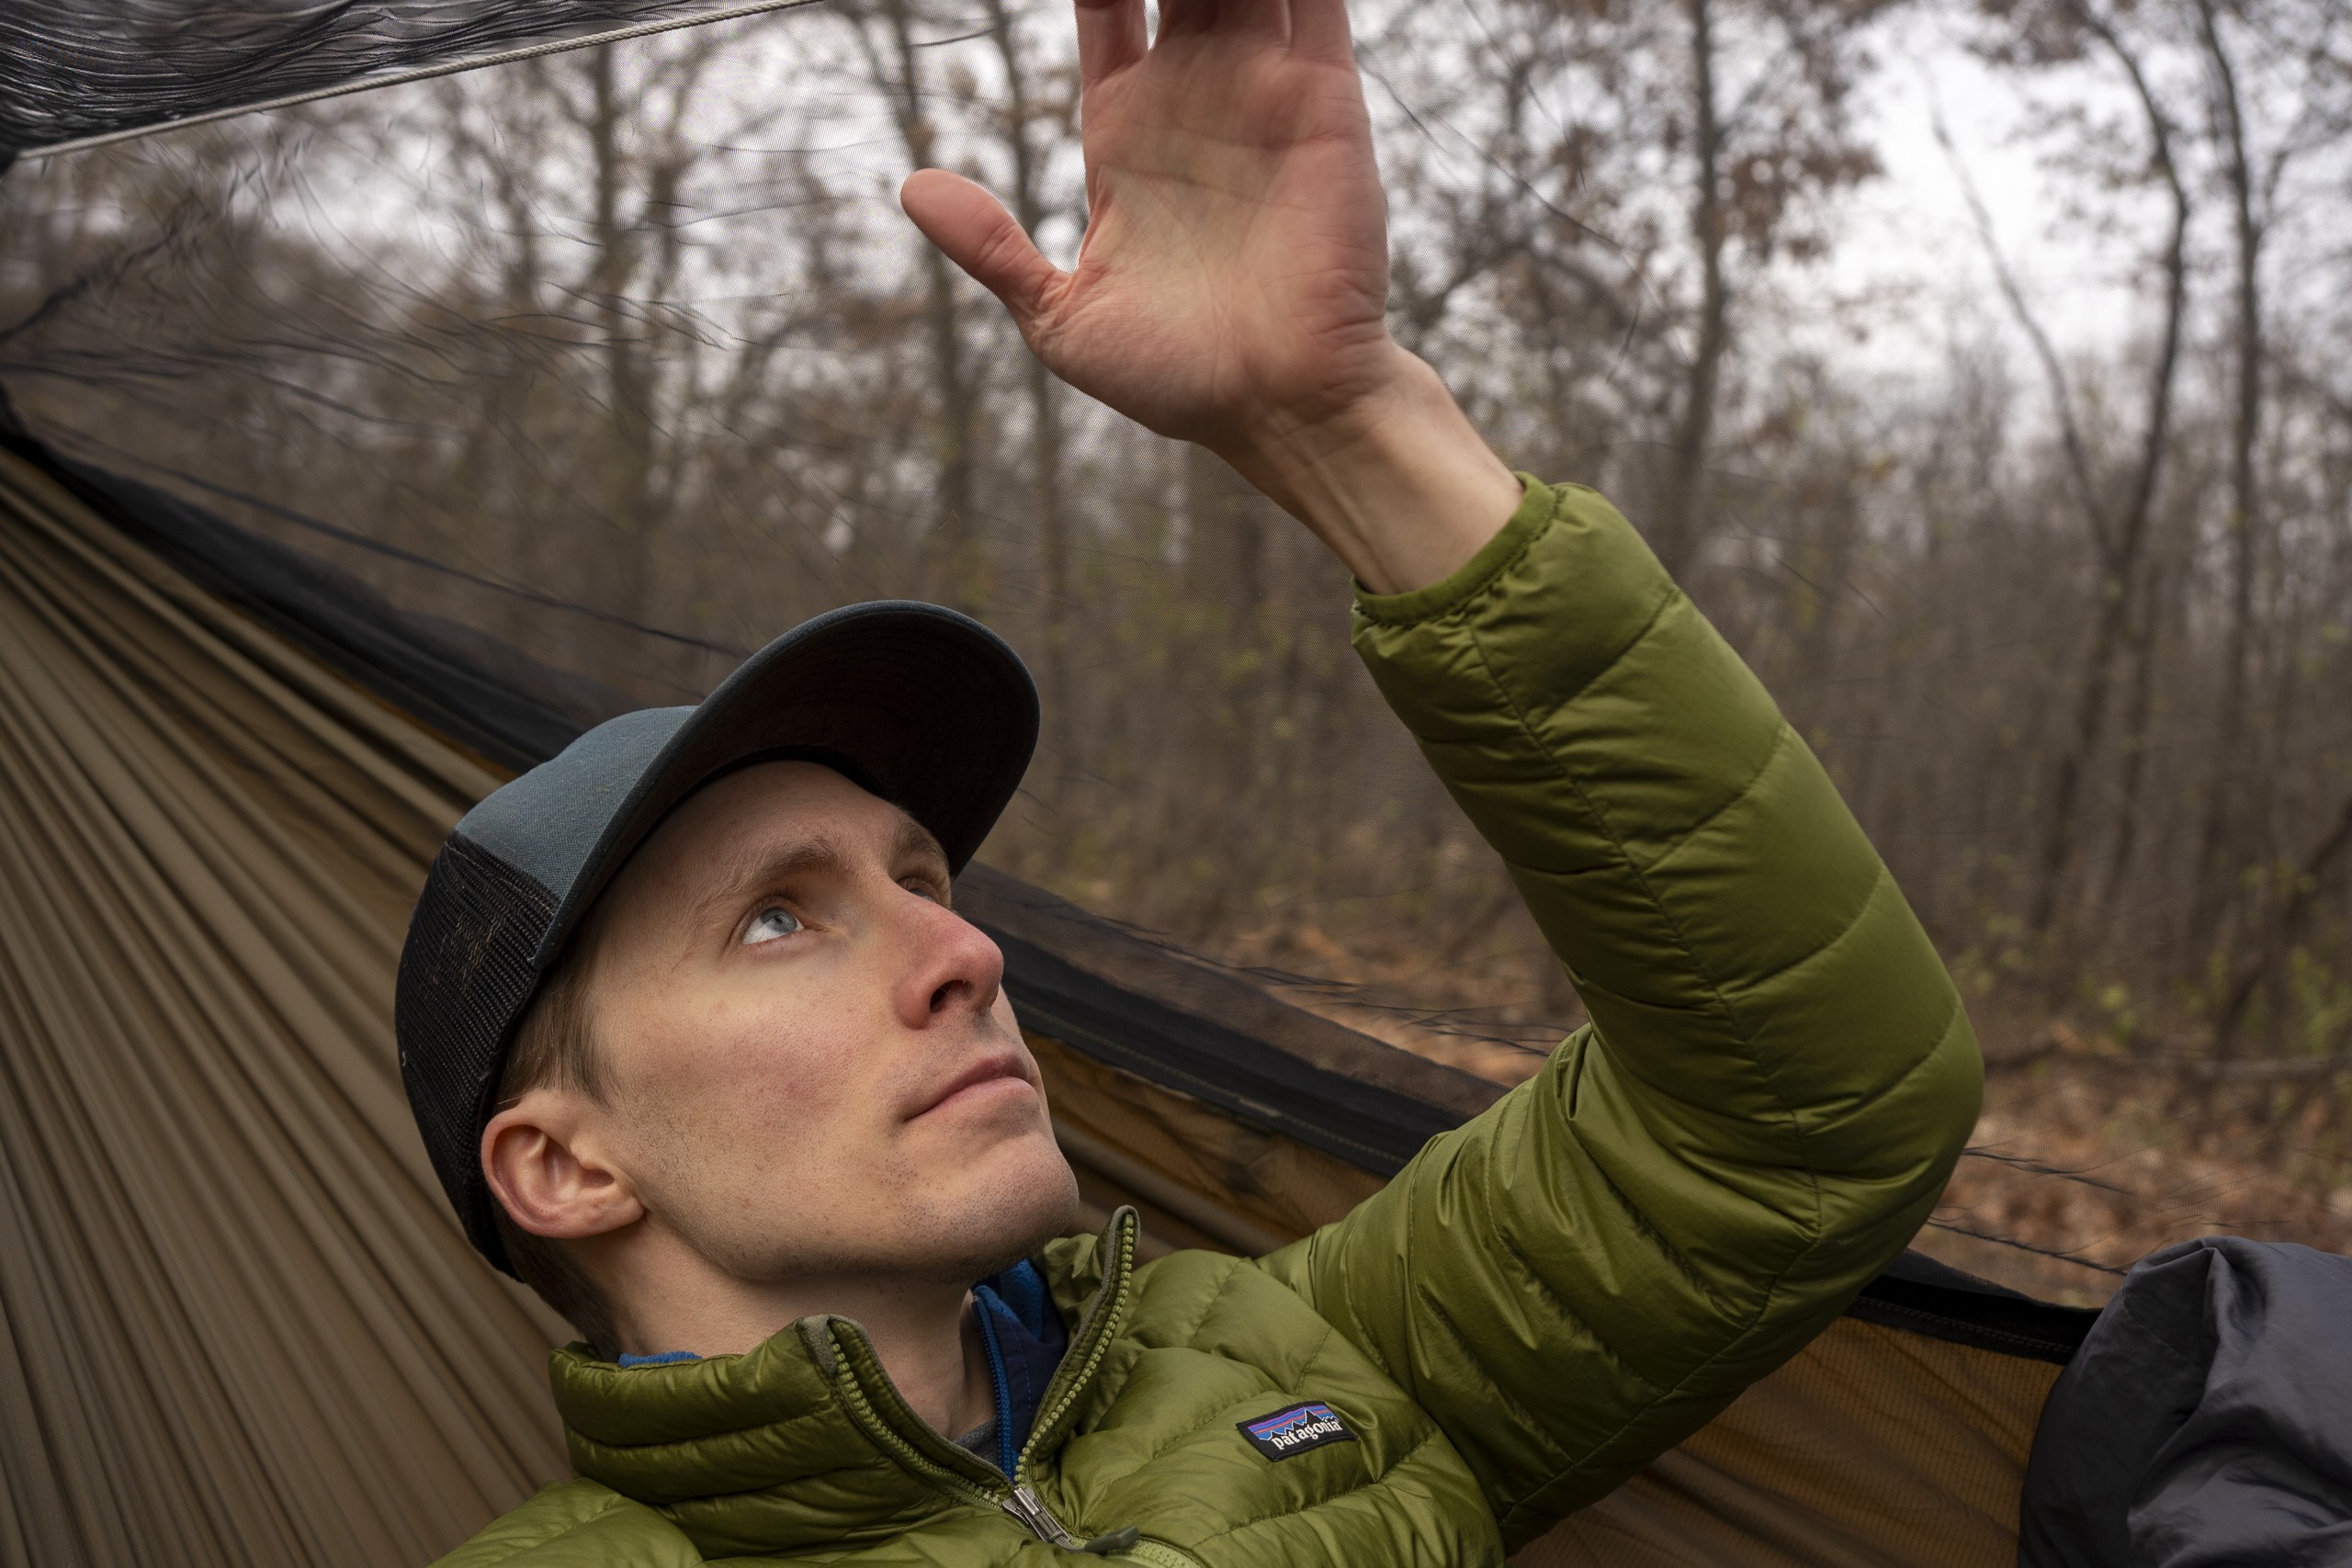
[1351,472,1556,626]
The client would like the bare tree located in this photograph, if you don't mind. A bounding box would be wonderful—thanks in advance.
[1653,0,1732,577]
[843,0,989,611]
[1964,0,2194,943]
[2186,0,2347,949]
[980,0,1080,724]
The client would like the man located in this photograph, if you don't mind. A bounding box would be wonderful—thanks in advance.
[397,0,1982,1560]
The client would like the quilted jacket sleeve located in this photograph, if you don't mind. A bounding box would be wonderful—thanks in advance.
[1255,477,1982,1547]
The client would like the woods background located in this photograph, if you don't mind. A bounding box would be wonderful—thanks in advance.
[4,0,2350,1297]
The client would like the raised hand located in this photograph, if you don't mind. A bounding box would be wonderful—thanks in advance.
[902,0,1394,450]
[901,0,1519,593]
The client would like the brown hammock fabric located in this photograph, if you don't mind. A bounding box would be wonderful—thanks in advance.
[0,446,567,1563]
[0,442,2080,1568]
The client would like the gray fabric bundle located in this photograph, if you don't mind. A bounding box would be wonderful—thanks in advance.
[2020,1235,2352,1567]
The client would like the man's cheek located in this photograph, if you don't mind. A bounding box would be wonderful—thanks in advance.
[710,1052,847,1145]
[673,990,841,1093]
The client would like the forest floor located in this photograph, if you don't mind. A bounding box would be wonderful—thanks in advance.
[1918,1022,2352,1304]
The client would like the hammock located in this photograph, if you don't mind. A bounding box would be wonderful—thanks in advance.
[0,408,2097,1568]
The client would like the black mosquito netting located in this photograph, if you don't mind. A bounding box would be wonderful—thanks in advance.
[1,3,820,155]
[5,0,2349,1307]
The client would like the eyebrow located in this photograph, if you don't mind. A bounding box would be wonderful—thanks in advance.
[691,816,951,931]
[690,836,851,930]
[891,817,951,885]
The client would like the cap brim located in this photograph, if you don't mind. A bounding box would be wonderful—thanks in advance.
[531,600,1037,968]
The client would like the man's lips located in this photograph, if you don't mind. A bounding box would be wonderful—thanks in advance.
[910,1050,1035,1120]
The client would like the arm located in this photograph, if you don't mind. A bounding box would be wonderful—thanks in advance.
[907,0,1979,1537]
[1254,475,1980,1540]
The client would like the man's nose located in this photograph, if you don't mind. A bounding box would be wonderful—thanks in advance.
[890,890,1007,1029]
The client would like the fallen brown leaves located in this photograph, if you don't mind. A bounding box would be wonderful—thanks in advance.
[1920,1029,2352,1304]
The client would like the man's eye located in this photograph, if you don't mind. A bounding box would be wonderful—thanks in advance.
[742,906,802,945]
[903,878,942,903]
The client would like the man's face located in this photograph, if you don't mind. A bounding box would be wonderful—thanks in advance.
[562,760,1079,1287]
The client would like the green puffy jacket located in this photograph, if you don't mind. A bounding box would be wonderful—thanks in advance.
[438,478,1982,1567]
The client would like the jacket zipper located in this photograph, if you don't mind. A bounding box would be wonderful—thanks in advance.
[815,1337,1002,1511]
[820,1210,1148,1553]
[1001,1483,1090,1548]
[1014,1209,1140,1487]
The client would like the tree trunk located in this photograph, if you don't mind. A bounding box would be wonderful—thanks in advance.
[2189,0,2265,951]
[867,0,984,610]
[985,0,1069,713]
[2215,783,2352,1055]
[2025,12,2189,942]
[1183,442,1266,622]
[1654,0,1728,578]
[584,46,661,626]
[2097,540,2178,919]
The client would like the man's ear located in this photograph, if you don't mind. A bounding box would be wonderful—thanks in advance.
[481,1089,644,1241]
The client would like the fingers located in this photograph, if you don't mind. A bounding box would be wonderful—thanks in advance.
[1287,0,1352,61]
[899,170,1063,331]
[1074,0,1146,86]
[1157,0,1290,44]
[1081,0,1349,73]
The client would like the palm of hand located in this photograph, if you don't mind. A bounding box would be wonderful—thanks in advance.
[902,1,1397,456]
[1038,34,1393,446]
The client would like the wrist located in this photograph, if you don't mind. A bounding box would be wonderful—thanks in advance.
[1214,350,1521,594]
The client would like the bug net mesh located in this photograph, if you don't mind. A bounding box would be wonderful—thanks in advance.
[7,0,2343,1314]
[0,3,1604,1085]
[0,2,799,154]
[0,0,2346,1562]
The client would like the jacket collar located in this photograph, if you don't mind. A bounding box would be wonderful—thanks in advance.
[549,1211,1137,1560]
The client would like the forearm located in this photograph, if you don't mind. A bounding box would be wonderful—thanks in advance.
[1212,347,1523,596]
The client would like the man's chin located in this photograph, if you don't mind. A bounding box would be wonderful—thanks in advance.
[908,1142,1083,1284]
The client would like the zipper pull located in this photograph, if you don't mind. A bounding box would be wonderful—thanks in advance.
[1002,1484,1085,1549]
[1003,1485,1139,1555]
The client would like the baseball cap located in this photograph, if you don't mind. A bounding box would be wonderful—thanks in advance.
[394,600,1039,1275]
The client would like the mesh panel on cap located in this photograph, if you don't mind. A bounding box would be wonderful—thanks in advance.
[396,831,560,1275]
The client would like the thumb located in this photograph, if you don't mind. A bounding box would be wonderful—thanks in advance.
[900,169,1063,333]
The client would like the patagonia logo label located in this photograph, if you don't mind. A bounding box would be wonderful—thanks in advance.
[1238,1402,1356,1461]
